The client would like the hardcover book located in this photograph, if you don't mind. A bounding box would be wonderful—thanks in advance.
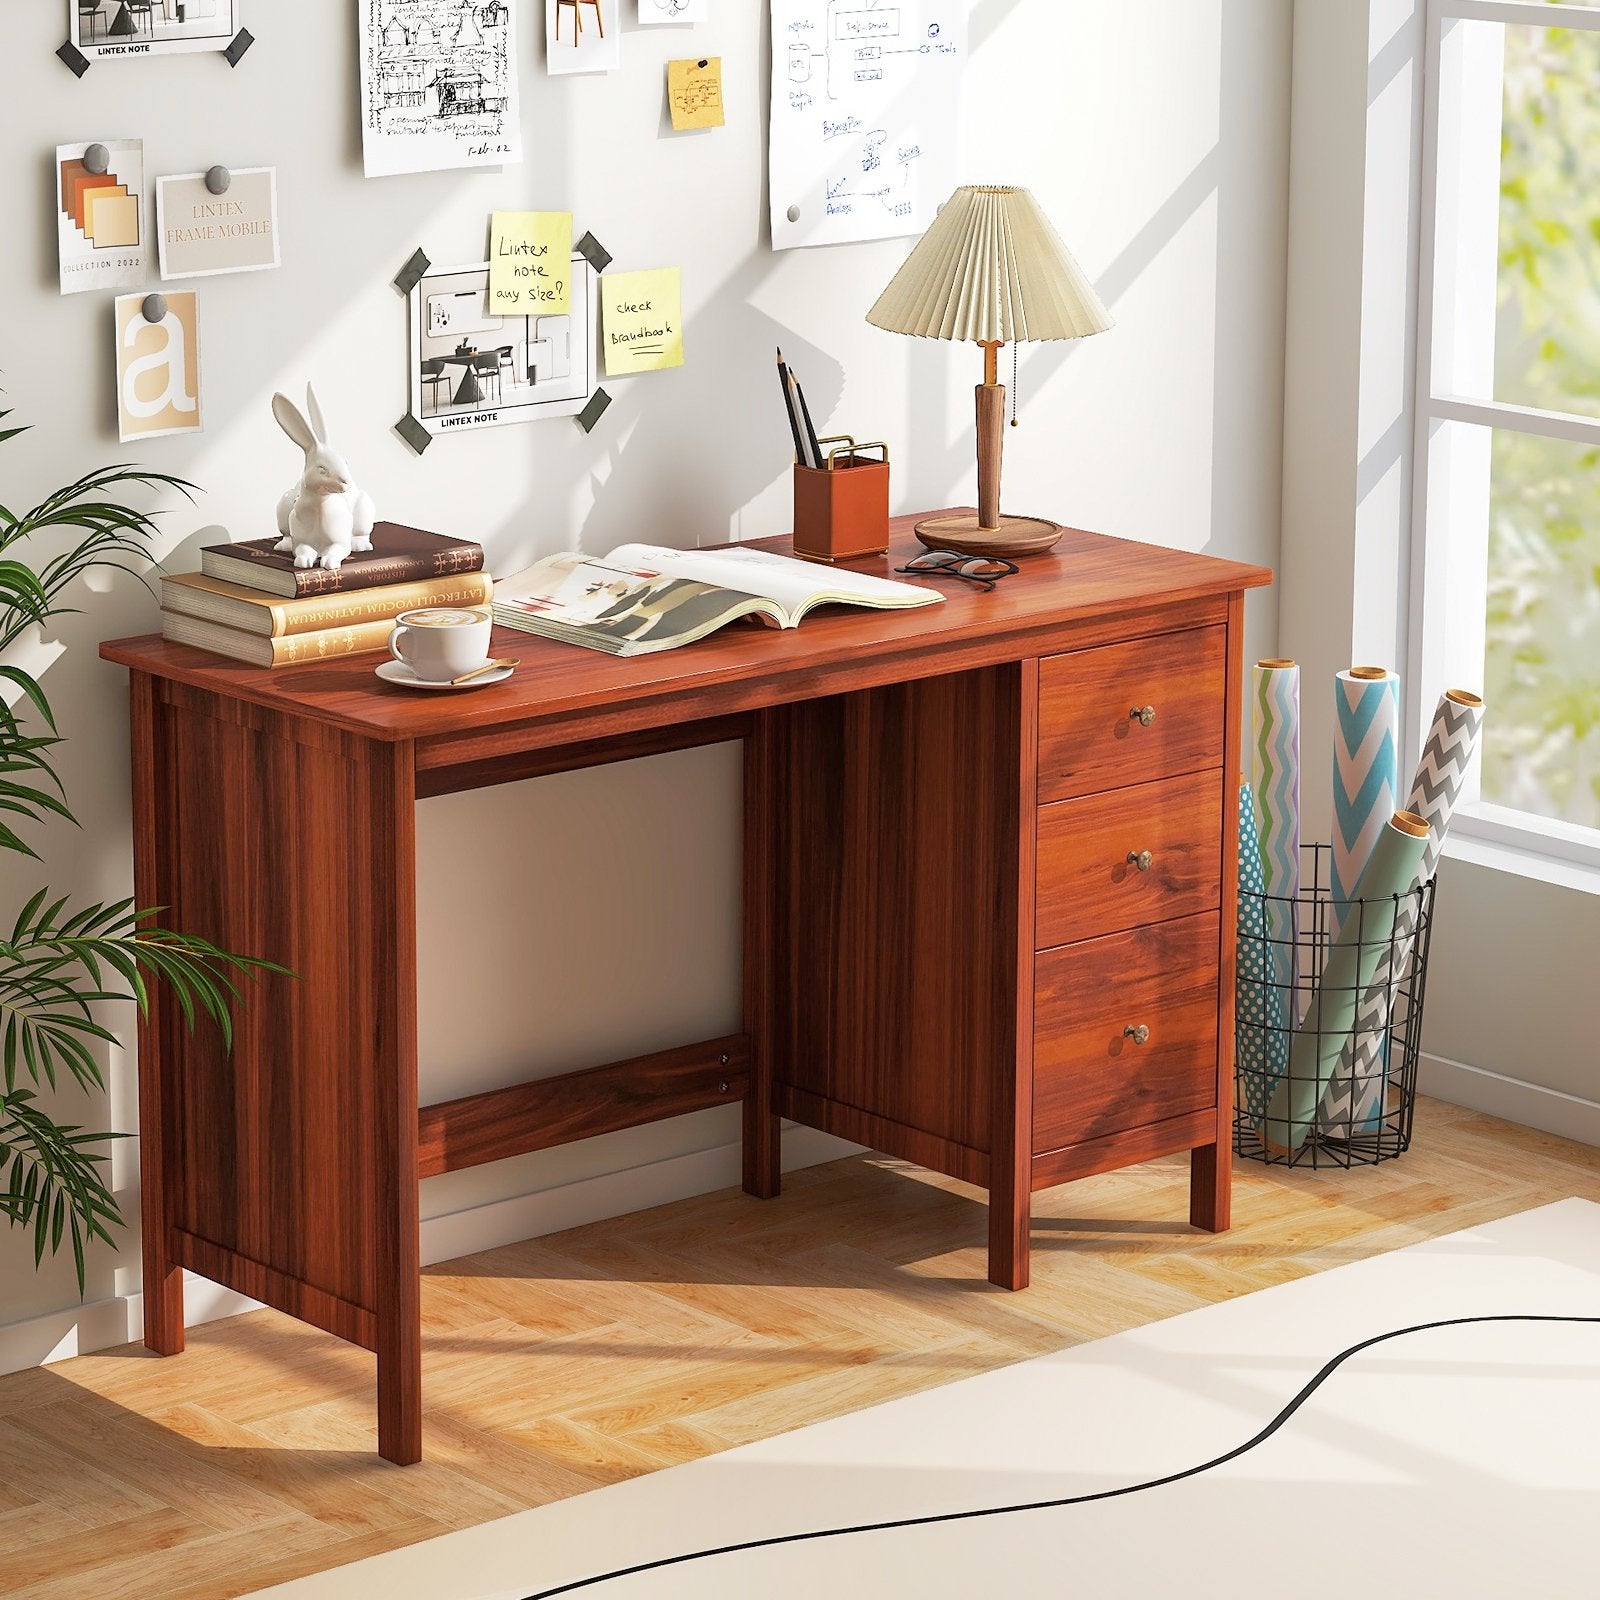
[160,612,397,668]
[162,570,494,637]
[492,544,941,657]
[200,522,484,599]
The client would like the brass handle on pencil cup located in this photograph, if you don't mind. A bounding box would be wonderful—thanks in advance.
[824,438,890,470]
[1127,850,1154,872]
[1123,1024,1151,1046]
[1130,705,1157,728]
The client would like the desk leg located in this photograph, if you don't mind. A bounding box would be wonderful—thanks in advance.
[990,658,1038,1290]
[1190,1142,1231,1232]
[741,712,781,1200]
[374,741,422,1465]
[130,673,184,1353]
[1193,590,1243,1236]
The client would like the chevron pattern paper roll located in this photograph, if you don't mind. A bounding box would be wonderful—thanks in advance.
[1235,780,1287,1123]
[1252,660,1300,901]
[1259,810,1431,1154]
[1252,658,1301,1033]
[1319,689,1485,1136]
[1332,667,1399,929]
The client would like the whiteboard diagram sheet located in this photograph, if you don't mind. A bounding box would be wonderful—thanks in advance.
[769,0,965,251]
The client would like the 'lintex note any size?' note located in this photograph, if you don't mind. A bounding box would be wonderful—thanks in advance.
[489,211,573,316]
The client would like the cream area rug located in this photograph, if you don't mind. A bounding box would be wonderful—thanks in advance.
[259,1198,1600,1599]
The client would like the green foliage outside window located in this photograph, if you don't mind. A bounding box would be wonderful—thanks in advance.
[1485,22,1600,825]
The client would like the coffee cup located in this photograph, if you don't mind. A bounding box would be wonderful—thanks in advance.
[388,607,492,682]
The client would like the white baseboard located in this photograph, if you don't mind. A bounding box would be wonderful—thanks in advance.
[1420,1051,1600,1149]
[0,1125,862,1380]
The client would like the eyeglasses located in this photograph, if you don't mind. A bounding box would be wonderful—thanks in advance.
[894,550,1020,592]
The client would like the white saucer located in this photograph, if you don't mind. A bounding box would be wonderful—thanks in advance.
[375,660,515,692]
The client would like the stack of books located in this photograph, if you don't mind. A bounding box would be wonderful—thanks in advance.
[160,523,491,667]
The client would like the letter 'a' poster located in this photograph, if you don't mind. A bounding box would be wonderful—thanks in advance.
[768,0,966,250]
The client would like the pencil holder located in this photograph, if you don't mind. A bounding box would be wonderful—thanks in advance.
[793,437,890,564]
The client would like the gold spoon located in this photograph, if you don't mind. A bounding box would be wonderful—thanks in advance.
[451,657,520,685]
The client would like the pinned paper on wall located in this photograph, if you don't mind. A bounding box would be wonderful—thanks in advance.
[602,268,684,376]
[56,139,146,295]
[115,291,202,442]
[490,211,573,315]
[359,0,522,178]
[668,57,724,130]
[546,0,620,75]
[638,0,707,22]
[69,0,243,61]
[407,249,603,442]
[156,168,279,279]
[769,0,967,250]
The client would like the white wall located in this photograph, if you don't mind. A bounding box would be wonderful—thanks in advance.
[1279,0,1600,1128]
[0,0,1292,1349]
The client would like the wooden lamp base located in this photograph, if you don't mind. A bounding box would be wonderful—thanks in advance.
[922,341,1064,558]
[913,511,1063,558]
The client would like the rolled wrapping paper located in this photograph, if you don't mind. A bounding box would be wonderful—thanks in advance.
[1332,666,1400,930]
[1258,809,1431,1154]
[1319,688,1486,1137]
[1252,660,1301,904]
[1252,656,1301,1031]
[1235,779,1289,1122]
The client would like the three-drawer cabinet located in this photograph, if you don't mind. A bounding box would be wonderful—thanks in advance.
[1031,625,1228,1172]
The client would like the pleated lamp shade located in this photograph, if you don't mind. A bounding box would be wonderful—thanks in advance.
[866,185,1113,344]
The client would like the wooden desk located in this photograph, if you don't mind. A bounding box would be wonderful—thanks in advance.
[100,515,1270,1465]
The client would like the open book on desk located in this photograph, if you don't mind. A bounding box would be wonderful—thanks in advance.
[491,543,942,657]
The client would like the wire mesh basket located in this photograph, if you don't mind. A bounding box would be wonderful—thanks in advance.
[1234,842,1436,1169]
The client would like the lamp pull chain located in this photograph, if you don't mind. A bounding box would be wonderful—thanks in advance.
[1010,342,1020,427]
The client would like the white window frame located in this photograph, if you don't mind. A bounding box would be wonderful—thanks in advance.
[1411,0,1600,877]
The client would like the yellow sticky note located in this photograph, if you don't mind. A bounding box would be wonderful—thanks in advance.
[489,211,572,316]
[668,57,725,132]
[602,268,684,377]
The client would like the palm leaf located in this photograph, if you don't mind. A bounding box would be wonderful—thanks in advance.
[0,1087,125,1295]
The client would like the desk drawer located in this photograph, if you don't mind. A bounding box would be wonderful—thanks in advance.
[1038,626,1226,802]
[1036,769,1223,949]
[1033,912,1220,1154]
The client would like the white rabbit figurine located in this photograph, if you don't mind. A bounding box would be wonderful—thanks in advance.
[272,385,376,570]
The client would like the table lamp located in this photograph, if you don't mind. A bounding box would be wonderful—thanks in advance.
[867,184,1113,557]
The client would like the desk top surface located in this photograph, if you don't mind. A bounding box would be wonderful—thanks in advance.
[101,514,1272,745]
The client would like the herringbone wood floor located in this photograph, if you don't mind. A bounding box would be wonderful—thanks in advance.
[1,1096,1596,1599]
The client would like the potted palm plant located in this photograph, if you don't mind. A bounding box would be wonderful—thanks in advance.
[0,405,276,1292]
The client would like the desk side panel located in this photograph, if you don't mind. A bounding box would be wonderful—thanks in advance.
[156,687,407,1325]
[766,668,1023,1165]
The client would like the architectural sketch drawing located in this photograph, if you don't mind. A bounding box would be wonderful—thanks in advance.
[769,0,966,250]
[360,1,523,178]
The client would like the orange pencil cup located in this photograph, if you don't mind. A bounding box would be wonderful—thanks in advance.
[792,437,890,564]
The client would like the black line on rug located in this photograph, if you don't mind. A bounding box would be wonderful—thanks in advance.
[519,1313,1600,1598]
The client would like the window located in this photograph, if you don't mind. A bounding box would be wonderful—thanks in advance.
[1414,0,1600,868]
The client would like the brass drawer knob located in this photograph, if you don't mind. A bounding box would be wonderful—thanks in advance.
[1130,704,1157,727]
[1127,849,1154,872]
[1124,1024,1151,1046]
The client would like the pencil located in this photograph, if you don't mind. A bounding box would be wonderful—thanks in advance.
[776,347,806,466]
[790,363,824,470]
